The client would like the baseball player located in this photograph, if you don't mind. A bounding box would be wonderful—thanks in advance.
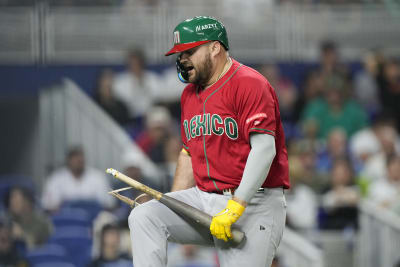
[128,16,290,267]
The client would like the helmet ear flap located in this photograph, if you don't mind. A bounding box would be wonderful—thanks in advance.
[176,55,189,83]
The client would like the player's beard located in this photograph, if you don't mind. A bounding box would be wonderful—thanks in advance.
[190,53,213,87]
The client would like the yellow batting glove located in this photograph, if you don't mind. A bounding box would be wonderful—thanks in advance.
[210,199,245,242]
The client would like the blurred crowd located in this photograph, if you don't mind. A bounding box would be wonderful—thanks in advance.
[0,39,399,267]
[278,41,400,236]
[0,143,217,266]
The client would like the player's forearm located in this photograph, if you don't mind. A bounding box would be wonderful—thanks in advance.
[171,150,196,192]
[234,133,276,204]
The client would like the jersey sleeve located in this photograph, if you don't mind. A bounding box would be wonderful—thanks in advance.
[180,89,190,153]
[236,78,276,143]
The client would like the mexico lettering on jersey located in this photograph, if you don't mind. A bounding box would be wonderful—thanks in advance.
[183,114,239,140]
[180,58,290,192]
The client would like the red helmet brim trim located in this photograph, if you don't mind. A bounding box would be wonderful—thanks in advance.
[165,40,210,56]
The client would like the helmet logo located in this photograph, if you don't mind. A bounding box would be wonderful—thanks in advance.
[173,31,180,44]
[195,23,218,32]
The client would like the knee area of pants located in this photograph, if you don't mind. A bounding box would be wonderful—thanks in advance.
[128,201,154,226]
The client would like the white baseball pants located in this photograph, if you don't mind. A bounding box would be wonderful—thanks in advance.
[128,186,286,267]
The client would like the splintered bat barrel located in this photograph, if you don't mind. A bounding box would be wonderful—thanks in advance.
[159,195,245,245]
[106,168,245,245]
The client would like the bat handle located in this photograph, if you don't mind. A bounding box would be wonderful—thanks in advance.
[231,228,246,245]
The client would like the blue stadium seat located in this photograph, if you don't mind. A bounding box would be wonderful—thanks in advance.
[51,208,91,229]
[62,200,103,222]
[26,243,70,265]
[49,226,92,267]
[33,262,76,267]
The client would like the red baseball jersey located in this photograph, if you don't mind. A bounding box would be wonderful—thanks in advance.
[180,58,290,192]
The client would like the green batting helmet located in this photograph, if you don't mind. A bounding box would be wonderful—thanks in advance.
[165,16,229,56]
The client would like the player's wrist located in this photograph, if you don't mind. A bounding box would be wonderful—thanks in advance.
[232,196,247,208]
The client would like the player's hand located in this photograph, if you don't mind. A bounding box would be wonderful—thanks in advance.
[210,199,245,242]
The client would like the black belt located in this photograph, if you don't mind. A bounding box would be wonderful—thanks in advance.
[219,187,265,196]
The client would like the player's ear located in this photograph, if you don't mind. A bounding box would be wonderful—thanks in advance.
[209,41,221,57]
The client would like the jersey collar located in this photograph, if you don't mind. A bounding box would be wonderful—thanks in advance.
[196,58,240,97]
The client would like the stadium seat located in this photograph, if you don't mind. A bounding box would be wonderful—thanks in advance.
[26,243,70,265]
[62,200,103,222]
[33,262,75,267]
[49,226,92,267]
[51,207,91,228]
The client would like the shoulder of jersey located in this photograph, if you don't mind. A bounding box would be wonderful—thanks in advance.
[233,64,270,88]
[237,64,267,80]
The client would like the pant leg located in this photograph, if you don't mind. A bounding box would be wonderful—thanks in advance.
[128,187,214,267]
[203,188,286,267]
